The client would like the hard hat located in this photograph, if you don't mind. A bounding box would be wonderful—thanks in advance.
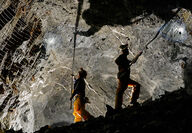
[78,68,87,78]
[119,44,128,50]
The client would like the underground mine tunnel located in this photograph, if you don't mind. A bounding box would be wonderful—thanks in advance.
[0,0,192,133]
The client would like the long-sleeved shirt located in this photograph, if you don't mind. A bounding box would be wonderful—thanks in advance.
[71,78,86,99]
[115,54,131,79]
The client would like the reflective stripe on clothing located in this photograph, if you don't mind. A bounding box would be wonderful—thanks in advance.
[73,95,92,122]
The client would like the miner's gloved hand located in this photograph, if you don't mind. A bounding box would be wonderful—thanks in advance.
[138,51,143,56]
[181,62,186,69]
[71,74,76,81]
[73,30,80,35]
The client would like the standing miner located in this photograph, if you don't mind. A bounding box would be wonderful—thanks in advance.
[115,44,142,110]
[70,68,93,122]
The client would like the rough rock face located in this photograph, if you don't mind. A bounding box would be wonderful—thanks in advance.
[34,89,192,133]
[184,58,192,95]
[6,88,192,133]
[0,0,192,132]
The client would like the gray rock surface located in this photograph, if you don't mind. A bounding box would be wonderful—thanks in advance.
[0,0,192,132]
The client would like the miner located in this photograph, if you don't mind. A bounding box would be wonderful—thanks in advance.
[115,44,142,110]
[70,68,93,122]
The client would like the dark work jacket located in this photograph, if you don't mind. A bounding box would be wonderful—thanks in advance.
[115,54,131,80]
[72,78,86,98]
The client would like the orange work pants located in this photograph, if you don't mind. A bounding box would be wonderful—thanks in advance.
[115,78,140,110]
[73,96,92,122]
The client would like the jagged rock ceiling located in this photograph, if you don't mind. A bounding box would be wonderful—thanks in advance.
[0,0,192,132]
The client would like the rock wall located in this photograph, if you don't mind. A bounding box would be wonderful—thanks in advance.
[35,89,192,133]
[0,0,44,132]
[0,0,192,132]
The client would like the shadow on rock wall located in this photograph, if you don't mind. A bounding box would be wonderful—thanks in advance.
[80,0,192,36]
[184,58,192,95]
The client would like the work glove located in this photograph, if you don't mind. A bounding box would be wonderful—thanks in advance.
[138,51,143,56]
[73,30,80,35]
[181,62,186,69]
